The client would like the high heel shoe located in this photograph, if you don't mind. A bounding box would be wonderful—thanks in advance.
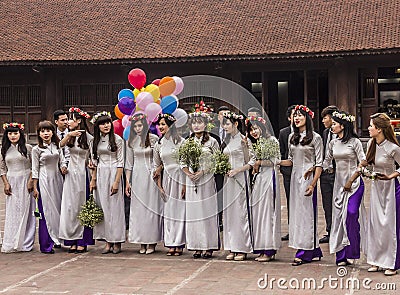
[202,251,213,259]
[193,251,202,259]
[76,246,87,253]
[68,246,77,253]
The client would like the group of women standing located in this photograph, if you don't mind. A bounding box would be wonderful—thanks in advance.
[0,104,399,276]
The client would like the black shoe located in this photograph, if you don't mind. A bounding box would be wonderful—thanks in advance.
[76,246,87,253]
[54,244,61,248]
[42,249,55,254]
[68,247,77,253]
[193,253,202,259]
[319,235,330,244]
[281,234,289,241]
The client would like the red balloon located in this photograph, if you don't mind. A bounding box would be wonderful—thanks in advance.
[151,79,161,86]
[113,119,124,137]
[128,68,146,89]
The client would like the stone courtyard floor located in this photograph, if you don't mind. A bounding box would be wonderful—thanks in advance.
[0,177,398,294]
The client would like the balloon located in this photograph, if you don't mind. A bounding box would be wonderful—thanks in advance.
[123,125,131,141]
[149,123,161,136]
[133,87,144,98]
[114,104,124,119]
[159,76,176,97]
[144,84,160,101]
[118,97,136,115]
[113,119,124,137]
[136,92,154,110]
[118,89,134,100]
[172,108,188,128]
[122,115,131,128]
[144,103,162,123]
[128,68,146,89]
[160,95,178,114]
[151,79,161,86]
[172,76,184,95]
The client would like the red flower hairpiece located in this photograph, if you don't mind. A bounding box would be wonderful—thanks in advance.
[245,116,266,126]
[295,105,314,119]
[130,113,147,122]
[3,122,24,130]
[69,107,90,119]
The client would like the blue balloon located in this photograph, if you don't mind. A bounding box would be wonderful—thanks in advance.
[160,95,178,114]
[118,97,136,115]
[123,125,131,141]
[118,89,134,100]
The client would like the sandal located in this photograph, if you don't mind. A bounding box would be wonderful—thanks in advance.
[203,251,213,259]
[174,248,183,256]
[384,269,397,276]
[68,245,77,253]
[258,254,275,262]
[368,265,380,272]
[166,248,175,256]
[226,252,235,260]
[234,253,247,261]
[292,258,308,266]
[193,251,202,259]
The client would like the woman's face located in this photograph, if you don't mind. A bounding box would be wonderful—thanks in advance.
[331,119,344,135]
[68,117,80,131]
[133,121,144,136]
[99,121,111,135]
[293,111,306,128]
[223,119,237,134]
[39,128,53,143]
[368,120,380,138]
[249,125,261,140]
[158,118,169,135]
[7,131,20,144]
[191,119,206,133]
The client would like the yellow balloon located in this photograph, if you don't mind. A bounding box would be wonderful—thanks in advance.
[133,87,145,99]
[145,84,160,101]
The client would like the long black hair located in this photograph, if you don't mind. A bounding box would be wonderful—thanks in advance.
[157,115,181,145]
[92,115,117,160]
[128,116,151,148]
[66,112,91,150]
[331,111,358,144]
[37,121,60,149]
[290,109,314,146]
[220,116,243,151]
[1,127,28,159]
[189,115,210,146]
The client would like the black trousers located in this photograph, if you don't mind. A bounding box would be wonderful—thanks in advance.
[319,171,335,234]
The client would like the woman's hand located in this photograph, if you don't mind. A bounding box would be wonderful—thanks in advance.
[181,185,186,200]
[27,179,34,193]
[33,188,39,199]
[61,167,68,175]
[191,171,204,182]
[159,187,167,202]
[227,168,240,178]
[252,160,261,174]
[87,160,96,170]
[110,181,119,195]
[69,130,84,137]
[4,182,12,195]
[125,181,131,197]
[304,166,315,180]
[89,179,97,192]
[153,165,163,179]
[304,185,314,196]
[343,180,353,192]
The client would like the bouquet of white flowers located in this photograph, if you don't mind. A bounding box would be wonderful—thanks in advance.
[77,194,104,228]
[252,137,280,160]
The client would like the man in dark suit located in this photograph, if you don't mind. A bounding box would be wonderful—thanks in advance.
[319,105,339,243]
[211,106,230,231]
[278,105,295,241]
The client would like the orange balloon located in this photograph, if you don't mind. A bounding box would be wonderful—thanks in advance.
[114,104,124,119]
[159,76,176,97]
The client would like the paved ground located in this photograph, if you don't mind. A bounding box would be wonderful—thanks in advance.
[0,176,398,295]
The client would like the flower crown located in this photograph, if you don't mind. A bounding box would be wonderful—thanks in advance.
[69,107,90,119]
[3,122,24,130]
[223,111,244,120]
[189,112,212,121]
[245,116,266,126]
[130,113,147,122]
[194,100,214,113]
[332,111,355,123]
[158,113,176,122]
[295,105,314,119]
[90,111,111,124]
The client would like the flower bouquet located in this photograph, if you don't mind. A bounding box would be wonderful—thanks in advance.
[77,193,104,228]
[176,137,203,192]
[252,137,280,161]
[209,150,231,175]
[358,166,377,180]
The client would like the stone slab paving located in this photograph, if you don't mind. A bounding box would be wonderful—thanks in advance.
[0,177,398,294]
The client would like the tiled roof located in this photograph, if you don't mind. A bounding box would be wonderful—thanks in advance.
[0,0,399,64]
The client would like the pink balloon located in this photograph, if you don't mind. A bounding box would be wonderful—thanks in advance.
[144,103,162,123]
[151,79,161,86]
[128,68,146,89]
[136,92,154,110]
[122,115,131,128]
[172,76,184,95]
